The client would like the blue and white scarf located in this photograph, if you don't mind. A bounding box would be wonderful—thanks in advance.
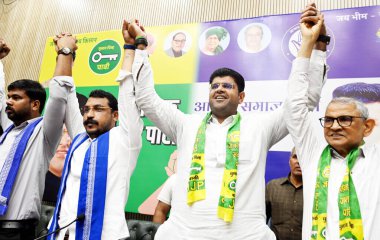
[0,117,43,215]
[48,131,109,240]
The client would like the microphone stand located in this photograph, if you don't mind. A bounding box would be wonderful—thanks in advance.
[34,214,85,240]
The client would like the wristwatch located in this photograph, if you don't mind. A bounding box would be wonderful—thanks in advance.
[134,37,148,48]
[317,35,331,45]
[58,47,74,56]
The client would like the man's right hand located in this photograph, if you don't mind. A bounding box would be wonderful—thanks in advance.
[0,38,10,60]
[53,32,77,77]
[127,19,146,39]
[300,3,324,44]
[53,32,78,53]
[297,3,324,58]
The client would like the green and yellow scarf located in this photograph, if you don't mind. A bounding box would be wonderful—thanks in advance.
[187,112,241,223]
[311,146,363,240]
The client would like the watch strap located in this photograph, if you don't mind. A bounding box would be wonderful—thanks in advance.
[57,47,76,61]
[134,37,148,47]
[317,35,330,45]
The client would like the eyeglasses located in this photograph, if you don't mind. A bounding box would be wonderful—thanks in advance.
[82,106,112,114]
[173,39,186,43]
[210,82,234,90]
[319,116,366,128]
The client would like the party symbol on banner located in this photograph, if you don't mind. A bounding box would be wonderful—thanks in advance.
[89,39,121,74]
[281,24,335,62]
[92,52,118,63]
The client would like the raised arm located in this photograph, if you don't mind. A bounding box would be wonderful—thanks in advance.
[43,33,79,156]
[262,56,314,149]
[116,20,143,150]
[215,5,327,150]
[261,6,327,149]
[305,3,329,110]
[129,19,186,143]
[51,34,85,138]
[0,38,11,129]
[284,5,325,167]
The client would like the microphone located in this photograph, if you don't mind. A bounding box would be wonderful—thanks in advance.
[34,214,85,240]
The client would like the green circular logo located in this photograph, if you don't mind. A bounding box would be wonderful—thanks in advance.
[228,179,236,191]
[190,162,203,175]
[89,39,121,74]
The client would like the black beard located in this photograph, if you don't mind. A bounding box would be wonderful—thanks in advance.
[6,107,30,125]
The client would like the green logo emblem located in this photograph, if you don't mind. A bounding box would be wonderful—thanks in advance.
[89,39,121,74]
[228,180,236,191]
[190,162,203,175]
[341,232,357,240]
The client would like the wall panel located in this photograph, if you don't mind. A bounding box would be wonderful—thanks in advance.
[0,0,379,84]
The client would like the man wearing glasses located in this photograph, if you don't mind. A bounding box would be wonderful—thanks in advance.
[46,25,143,240]
[333,82,380,145]
[284,16,379,240]
[128,3,327,239]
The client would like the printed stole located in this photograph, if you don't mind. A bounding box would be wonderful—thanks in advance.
[311,146,363,240]
[48,131,109,240]
[0,117,43,215]
[187,112,241,222]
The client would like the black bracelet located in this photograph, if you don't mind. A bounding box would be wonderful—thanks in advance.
[317,35,330,45]
[134,37,148,47]
[123,44,136,50]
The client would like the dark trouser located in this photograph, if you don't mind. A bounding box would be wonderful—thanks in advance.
[0,220,37,240]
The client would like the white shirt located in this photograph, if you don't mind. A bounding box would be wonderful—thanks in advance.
[0,61,66,220]
[158,174,177,205]
[284,59,380,239]
[0,61,8,128]
[134,50,326,240]
[52,70,143,240]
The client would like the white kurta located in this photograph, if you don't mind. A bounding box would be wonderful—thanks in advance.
[52,71,143,240]
[134,50,326,240]
[284,56,380,239]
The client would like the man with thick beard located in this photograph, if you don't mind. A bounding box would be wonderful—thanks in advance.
[0,38,66,239]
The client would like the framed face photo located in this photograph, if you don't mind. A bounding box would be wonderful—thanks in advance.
[237,23,272,53]
[164,31,192,58]
[199,26,230,56]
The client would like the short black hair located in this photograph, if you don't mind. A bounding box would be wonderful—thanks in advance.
[89,90,118,111]
[333,82,380,103]
[8,79,47,113]
[209,68,245,93]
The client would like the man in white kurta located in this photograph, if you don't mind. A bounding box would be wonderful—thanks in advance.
[128,11,327,239]
[284,18,380,240]
[48,30,143,239]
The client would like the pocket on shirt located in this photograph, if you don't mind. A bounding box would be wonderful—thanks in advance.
[238,141,253,163]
